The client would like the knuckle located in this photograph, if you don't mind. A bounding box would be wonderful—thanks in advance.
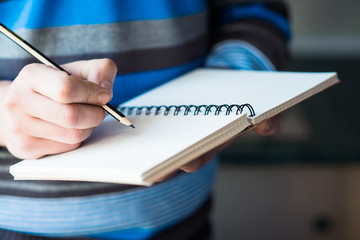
[7,117,24,134]
[182,167,196,173]
[15,140,36,157]
[181,158,207,173]
[84,83,95,103]
[90,59,117,82]
[182,164,200,173]
[100,59,117,72]
[18,63,45,84]
[66,128,85,144]
[19,63,38,76]
[8,121,22,134]
[189,165,201,172]
[3,95,19,111]
[56,75,74,102]
[63,105,79,127]
[67,142,82,151]
[6,147,24,159]
[4,129,40,159]
[94,109,106,126]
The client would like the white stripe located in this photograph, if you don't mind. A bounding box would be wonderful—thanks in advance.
[0,11,208,59]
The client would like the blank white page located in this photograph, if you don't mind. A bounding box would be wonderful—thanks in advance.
[127,69,338,124]
[10,69,339,185]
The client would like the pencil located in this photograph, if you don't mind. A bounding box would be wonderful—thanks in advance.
[0,23,135,129]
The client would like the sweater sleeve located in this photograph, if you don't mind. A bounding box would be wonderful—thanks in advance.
[206,1,291,70]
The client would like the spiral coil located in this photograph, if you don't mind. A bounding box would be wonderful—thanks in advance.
[119,104,255,117]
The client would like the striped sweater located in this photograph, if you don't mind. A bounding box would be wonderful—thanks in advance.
[0,0,290,239]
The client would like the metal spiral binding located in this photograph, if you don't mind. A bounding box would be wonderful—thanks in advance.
[119,104,255,117]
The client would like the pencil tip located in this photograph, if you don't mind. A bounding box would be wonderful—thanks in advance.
[129,124,135,129]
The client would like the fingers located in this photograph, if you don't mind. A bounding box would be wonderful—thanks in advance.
[177,116,282,175]
[21,93,106,129]
[180,140,234,173]
[180,153,214,173]
[6,113,95,145]
[254,115,281,136]
[61,58,117,95]
[180,115,282,173]
[23,64,112,105]
[5,134,81,159]
[0,59,117,159]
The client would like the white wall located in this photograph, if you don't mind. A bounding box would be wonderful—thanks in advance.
[287,0,360,57]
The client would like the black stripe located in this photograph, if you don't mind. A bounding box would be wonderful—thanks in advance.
[0,180,142,198]
[0,35,208,80]
[208,1,290,69]
[240,18,288,42]
[210,1,289,19]
[0,228,96,240]
[0,147,20,164]
[0,173,13,180]
[265,2,289,19]
[0,171,184,198]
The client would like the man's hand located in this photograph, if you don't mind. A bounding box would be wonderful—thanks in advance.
[0,59,117,159]
[254,115,281,136]
[180,115,281,173]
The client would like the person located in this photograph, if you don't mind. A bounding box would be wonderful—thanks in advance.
[0,0,290,239]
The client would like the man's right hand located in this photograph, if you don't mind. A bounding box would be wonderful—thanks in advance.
[0,59,117,159]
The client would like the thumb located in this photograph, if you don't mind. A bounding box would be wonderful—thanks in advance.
[61,59,117,96]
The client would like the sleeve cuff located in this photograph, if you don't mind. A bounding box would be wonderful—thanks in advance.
[205,40,276,71]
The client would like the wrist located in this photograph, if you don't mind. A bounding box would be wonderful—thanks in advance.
[205,40,276,71]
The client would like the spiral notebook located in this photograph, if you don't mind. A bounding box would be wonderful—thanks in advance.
[9,69,339,186]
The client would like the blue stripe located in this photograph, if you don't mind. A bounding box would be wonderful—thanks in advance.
[0,177,205,224]
[91,185,210,240]
[220,3,291,41]
[216,47,271,70]
[0,182,208,234]
[0,160,216,237]
[111,57,204,106]
[211,49,261,69]
[91,228,157,240]
[205,41,275,71]
[90,179,213,239]
[1,178,212,237]
[0,183,208,234]
[0,170,206,219]
[0,0,207,30]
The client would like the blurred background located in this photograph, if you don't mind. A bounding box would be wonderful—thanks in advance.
[212,0,360,239]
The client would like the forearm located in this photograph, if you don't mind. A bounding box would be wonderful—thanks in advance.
[0,80,12,146]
